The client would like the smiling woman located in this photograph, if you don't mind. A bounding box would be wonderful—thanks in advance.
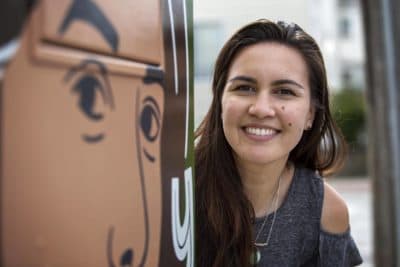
[195,20,363,267]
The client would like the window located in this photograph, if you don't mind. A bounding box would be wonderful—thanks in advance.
[338,0,352,8]
[339,17,351,38]
[194,22,222,78]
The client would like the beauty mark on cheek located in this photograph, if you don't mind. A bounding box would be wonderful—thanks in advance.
[288,122,292,127]
[281,106,285,111]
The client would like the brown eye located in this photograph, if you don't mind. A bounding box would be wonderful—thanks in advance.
[234,85,256,93]
[140,96,161,142]
[275,88,296,96]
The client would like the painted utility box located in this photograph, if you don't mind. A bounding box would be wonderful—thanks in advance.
[0,0,194,266]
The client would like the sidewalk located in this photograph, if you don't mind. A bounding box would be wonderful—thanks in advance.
[328,177,374,267]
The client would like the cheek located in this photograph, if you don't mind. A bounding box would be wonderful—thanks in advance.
[221,97,242,123]
[221,97,244,142]
[280,106,310,130]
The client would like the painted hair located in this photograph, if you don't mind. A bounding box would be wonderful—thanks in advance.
[195,19,347,267]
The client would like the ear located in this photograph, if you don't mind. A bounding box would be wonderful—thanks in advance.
[305,104,316,130]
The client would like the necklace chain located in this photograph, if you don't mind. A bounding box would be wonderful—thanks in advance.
[254,173,282,247]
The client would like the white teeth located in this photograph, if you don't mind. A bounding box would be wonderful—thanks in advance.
[245,127,276,136]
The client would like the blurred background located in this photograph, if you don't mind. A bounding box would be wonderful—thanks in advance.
[193,0,373,266]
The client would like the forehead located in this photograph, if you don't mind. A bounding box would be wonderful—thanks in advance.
[228,42,309,83]
[40,0,162,65]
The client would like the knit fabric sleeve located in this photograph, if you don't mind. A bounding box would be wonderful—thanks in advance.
[318,228,363,267]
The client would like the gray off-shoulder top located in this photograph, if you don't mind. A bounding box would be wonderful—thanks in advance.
[252,167,363,267]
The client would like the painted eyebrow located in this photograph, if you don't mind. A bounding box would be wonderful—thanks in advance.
[58,0,119,52]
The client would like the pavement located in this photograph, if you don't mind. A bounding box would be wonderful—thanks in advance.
[328,177,374,267]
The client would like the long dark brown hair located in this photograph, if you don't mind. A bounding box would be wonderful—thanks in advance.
[195,19,347,267]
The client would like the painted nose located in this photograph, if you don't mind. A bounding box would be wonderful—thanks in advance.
[248,93,276,118]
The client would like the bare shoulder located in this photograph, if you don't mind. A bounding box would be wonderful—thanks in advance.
[321,181,350,234]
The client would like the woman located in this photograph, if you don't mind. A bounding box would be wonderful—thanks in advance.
[195,20,363,267]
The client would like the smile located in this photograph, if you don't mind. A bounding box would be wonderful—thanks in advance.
[244,127,278,136]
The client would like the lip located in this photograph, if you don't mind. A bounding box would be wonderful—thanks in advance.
[241,124,280,141]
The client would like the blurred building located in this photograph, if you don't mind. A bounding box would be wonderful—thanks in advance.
[194,0,365,126]
[310,0,365,90]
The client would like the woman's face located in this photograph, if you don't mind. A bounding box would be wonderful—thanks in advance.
[221,42,315,167]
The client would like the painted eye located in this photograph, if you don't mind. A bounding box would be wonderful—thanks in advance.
[64,60,114,121]
[63,59,115,143]
[140,96,161,142]
[72,74,107,121]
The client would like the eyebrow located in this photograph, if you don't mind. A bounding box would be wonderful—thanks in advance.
[227,75,257,84]
[228,75,304,89]
[271,79,304,89]
[58,0,119,52]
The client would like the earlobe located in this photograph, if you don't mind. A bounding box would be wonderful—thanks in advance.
[306,105,316,130]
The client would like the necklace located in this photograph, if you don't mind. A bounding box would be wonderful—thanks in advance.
[250,173,282,265]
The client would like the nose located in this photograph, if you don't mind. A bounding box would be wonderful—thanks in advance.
[248,92,276,118]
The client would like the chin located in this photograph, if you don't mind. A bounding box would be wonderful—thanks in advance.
[239,154,277,165]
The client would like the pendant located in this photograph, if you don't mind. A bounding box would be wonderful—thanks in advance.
[250,247,261,265]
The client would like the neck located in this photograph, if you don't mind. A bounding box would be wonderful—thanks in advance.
[236,157,291,218]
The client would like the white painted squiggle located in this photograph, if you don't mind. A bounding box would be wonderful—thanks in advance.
[167,0,179,95]
[171,167,194,267]
[183,0,189,159]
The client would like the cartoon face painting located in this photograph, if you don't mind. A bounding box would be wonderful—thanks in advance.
[0,0,183,266]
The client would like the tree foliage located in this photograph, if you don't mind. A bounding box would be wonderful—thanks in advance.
[331,88,366,147]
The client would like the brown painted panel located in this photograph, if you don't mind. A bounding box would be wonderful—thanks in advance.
[1,2,164,266]
[40,0,162,65]
[1,0,194,266]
